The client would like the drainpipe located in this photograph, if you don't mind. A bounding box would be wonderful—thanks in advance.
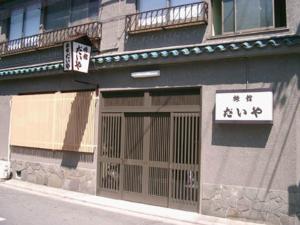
[7,98,12,162]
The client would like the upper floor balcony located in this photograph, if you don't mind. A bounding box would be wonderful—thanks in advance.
[0,21,102,57]
[126,1,208,34]
[0,0,101,57]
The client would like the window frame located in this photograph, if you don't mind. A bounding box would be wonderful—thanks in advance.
[213,0,285,36]
[136,0,202,12]
[8,0,42,40]
[44,0,99,31]
[136,0,169,13]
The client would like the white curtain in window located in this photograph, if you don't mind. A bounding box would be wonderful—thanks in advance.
[8,3,41,50]
[236,0,273,31]
[9,8,24,41]
[139,0,166,12]
[170,0,199,6]
[24,3,41,36]
[138,0,167,27]
[223,0,234,32]
[169,0,202,21]
[24,3,41,47]
[8,8,24,50]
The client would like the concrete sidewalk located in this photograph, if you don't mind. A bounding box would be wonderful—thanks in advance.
[0,179,265,225]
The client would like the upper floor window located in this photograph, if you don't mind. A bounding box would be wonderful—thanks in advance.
[45,0,99,30]
[138,0,200,11]
[9,2,41,41]
[212,0,287,36]
[137,0,204,26]
[127,0,207,33]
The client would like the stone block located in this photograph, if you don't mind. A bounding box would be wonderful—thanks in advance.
[267,213,281,225]
[279,214,294,225]
[237,198,251,212]
[244,188,259,201]
[226,207,240,218]
[26,174,37,183]
[252,201,266,212]
[202,184,220,200]
[47,173,63,188]
[31,163,41,171]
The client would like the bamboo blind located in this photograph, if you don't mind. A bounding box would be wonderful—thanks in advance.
[10,91,97,153]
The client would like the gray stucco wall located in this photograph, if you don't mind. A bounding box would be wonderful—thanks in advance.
[0,0,299,223]
[0,53,299,224]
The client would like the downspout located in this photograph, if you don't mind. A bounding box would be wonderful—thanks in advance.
[7,98,12,162]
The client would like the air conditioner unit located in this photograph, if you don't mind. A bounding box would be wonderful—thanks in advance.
[0,160,11,180]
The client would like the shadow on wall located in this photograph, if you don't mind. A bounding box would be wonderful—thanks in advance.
[10,146,94,163]
[288,183,300,220]
[210,75,299,201]
[61,92,93,168]
[212,123,272,148]
[211,105,272,148]
[124,26,206,51]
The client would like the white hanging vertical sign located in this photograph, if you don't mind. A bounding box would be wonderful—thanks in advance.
[72,42,91,73]
[63,42,73,71]
[63,41,91,73]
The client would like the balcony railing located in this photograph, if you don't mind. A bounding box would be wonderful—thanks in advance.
[126,2,208,34]
[0,21,102,57]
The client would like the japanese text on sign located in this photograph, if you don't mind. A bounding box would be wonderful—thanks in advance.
[215,90,273,123]
[63,42,72,71]
[72,42,91,73]
[63,41,91,73]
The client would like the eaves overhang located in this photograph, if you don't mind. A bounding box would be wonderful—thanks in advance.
[1,35,300,79]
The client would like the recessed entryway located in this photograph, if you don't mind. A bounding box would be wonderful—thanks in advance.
[97,88,201,212]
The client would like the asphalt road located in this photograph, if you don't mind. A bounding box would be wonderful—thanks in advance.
[0,186,174,225]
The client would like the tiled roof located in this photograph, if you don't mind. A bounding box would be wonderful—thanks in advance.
[1,35,300,77]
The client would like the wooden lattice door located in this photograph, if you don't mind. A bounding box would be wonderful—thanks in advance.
[98,89,201,212]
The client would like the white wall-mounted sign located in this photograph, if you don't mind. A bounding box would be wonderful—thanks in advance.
[215,89,273,123]
[63,41,91,73]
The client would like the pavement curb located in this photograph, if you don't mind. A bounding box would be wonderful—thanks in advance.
[0,179,265,225]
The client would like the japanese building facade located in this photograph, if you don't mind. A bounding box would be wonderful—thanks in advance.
[0,0,299,224]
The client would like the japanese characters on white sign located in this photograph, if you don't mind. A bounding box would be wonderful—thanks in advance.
[72,42,91,73]
[63,41,91,73]
[63,42,72,71]
[215,89,273,123]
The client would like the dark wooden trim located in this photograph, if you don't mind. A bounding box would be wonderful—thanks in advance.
[100,106,201,113]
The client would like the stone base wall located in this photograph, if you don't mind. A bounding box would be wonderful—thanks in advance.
[11,160,96,195]
[202,184,300,225]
